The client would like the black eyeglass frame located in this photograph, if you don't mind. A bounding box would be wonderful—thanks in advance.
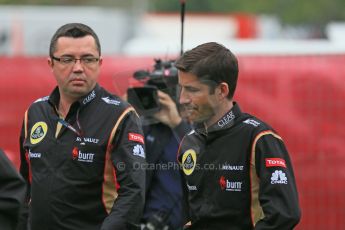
[51,56,100,65]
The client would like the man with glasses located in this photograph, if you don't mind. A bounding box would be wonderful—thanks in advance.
[18,23,146,230]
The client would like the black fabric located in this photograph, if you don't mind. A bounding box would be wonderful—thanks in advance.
[143,121,191,229]
[18,85,146,230]
[0,149,26,230]
[178,103,301,229]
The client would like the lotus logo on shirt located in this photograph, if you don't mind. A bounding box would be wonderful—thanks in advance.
[182,149,197,176]
[30,122,48,144]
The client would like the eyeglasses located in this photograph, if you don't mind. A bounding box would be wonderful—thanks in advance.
[51,56,100,67]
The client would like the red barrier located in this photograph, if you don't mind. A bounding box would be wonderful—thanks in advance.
[1,55,344,229]
[0,56,153,166]
[237,55,345,230]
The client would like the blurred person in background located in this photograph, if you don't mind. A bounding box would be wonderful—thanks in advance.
[18,23,146,230]
[176,42,301,229]
[0,149,26,230]
[140,90,191,230]
[126,60,191,229]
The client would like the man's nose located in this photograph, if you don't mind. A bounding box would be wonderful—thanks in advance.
[72,60,84,71]
[179,88,190,104]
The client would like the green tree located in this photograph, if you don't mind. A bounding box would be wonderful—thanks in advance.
[1,0,344,26]
[149,0,345,26]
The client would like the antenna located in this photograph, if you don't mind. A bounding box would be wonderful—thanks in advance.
[180,0,186,56]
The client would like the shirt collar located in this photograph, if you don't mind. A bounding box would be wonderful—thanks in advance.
[195,102,242,135]
[48,84,100,109]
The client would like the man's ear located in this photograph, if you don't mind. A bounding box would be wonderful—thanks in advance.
[217,82,230,99]
[47,57,53,68]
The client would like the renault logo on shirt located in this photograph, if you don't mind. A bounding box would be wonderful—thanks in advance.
[30,122,48,144]
[182,149,197,176]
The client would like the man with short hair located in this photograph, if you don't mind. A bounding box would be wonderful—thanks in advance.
[18,23,146,230]
[176,42,301,229]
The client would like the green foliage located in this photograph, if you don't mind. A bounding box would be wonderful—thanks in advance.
[1,0,344,25]
[149,0,345,26]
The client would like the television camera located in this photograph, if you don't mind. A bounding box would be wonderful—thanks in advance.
[127,58,179,117]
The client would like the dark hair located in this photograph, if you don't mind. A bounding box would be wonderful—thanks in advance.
[175,42,238,99]
[49,23,101,57]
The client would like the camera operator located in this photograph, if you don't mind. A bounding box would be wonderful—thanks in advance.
[151,91,182,128]
[141,90,191,230]
[127,60,191,229]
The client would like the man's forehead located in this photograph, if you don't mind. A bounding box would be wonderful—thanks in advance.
[54,36,98,54]
[56,35,95,46]
[179,78,211,90]
[178,72,199,83]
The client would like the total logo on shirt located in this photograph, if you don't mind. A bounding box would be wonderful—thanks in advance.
[265,158,286,168]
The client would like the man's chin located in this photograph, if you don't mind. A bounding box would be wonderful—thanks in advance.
[66,89,90,99]
[188,114,204,124]
[70,84,91,93]
[182,110,195,120]
[190,113,211,124]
